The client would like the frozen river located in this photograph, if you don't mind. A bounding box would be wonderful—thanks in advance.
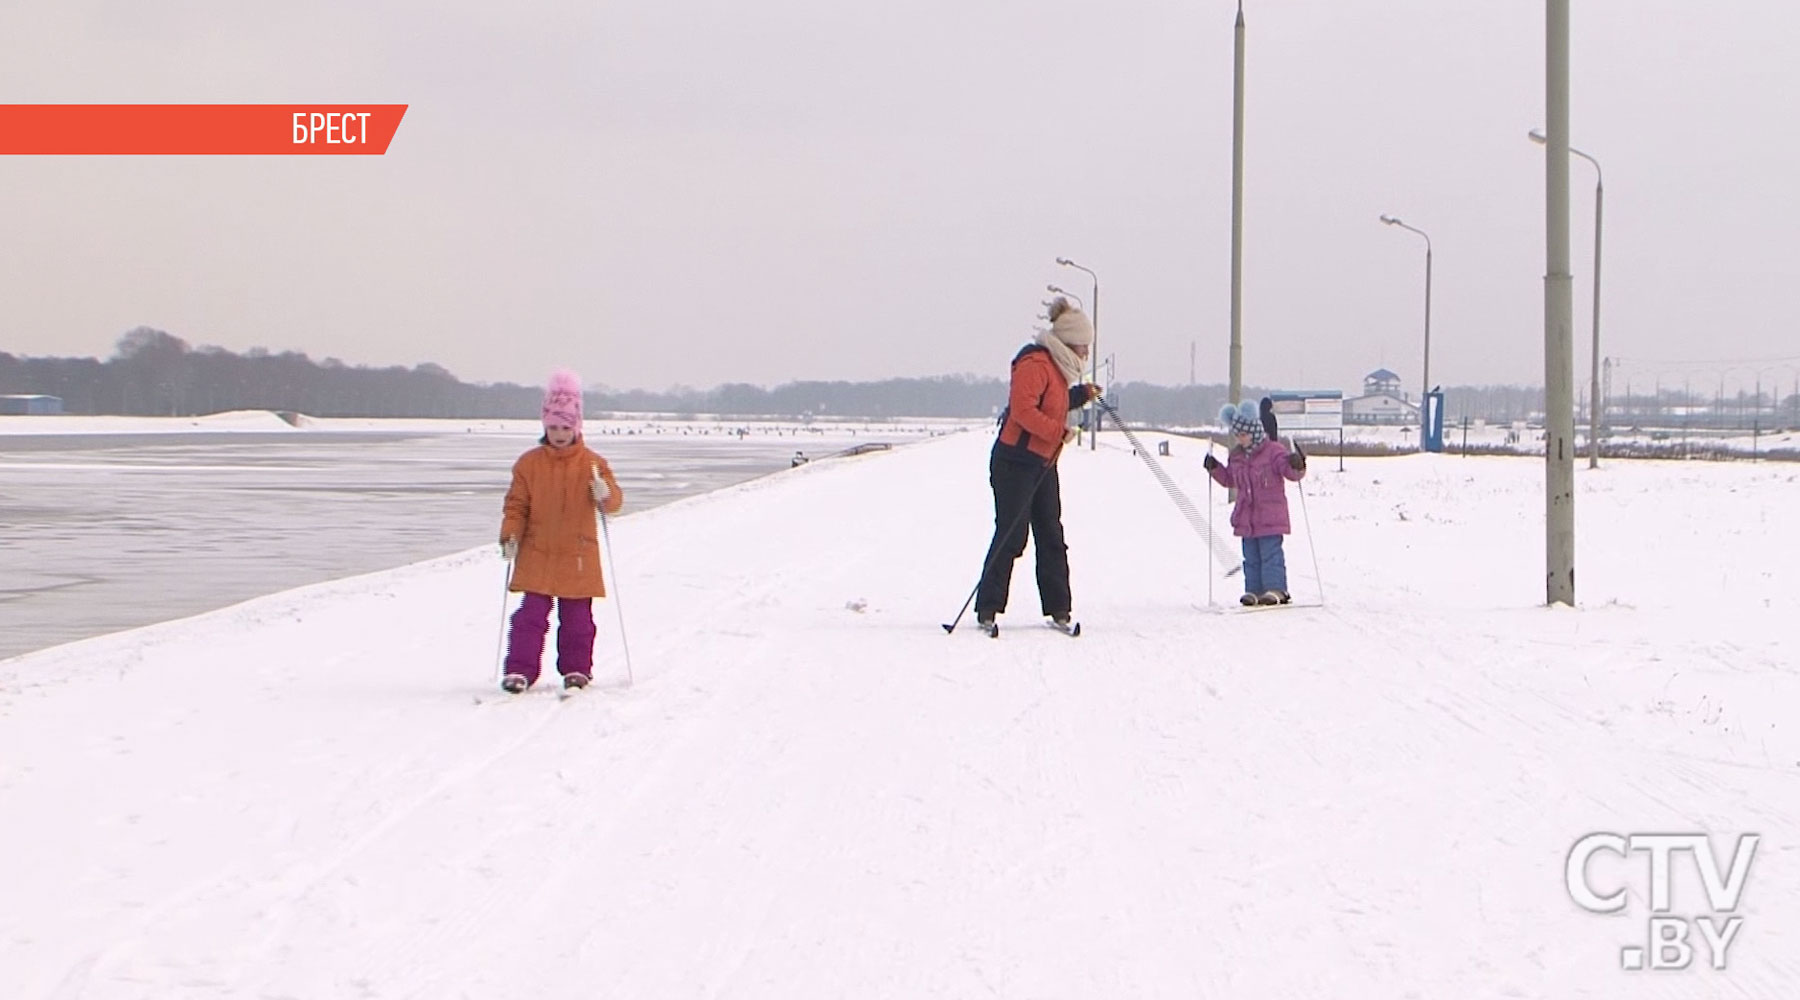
[0,421,952,660]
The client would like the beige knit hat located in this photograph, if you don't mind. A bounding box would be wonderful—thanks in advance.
[1047,298,1094,347]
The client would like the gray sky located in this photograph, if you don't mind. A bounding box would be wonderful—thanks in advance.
[2,0,1797,397]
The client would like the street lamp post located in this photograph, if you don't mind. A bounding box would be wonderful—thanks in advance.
[1752,364,1800,430]
[1379,215,1433,451]
[1787,365,1800,429]
[1544,0,1576,606]
[1530,128,1603,468]
[1229,1,1247,411]
[1045,284,1084,313]
[1056,257,1100,449]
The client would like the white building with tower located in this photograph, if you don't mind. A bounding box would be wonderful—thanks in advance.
[1344,369,1419,426]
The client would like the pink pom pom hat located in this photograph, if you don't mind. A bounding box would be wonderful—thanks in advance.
[541,369,584,430]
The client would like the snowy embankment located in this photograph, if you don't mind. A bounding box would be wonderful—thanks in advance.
[0,412,982,439]
[0,410,299,434]
[2,431,1797,998]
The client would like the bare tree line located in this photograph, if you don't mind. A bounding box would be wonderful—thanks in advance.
[11,327,1754,427]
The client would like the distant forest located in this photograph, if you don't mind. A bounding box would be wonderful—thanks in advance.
[2,327,1557,425]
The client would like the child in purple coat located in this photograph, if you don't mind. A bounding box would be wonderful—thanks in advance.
[1204,399,1307,605]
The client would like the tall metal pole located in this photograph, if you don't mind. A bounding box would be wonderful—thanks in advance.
[1544,0,1576,606]
[1587,167,1604,468]
[1228,0,1246,407]
[1089,279,1100,450]
[1422,242,1433,450]
[1534,129,1605,468]
[1379,215,1432,448]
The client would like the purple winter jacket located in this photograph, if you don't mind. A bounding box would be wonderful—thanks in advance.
[1206,438,1306,537]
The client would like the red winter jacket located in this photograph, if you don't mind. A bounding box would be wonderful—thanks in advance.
[996,347,1086,464]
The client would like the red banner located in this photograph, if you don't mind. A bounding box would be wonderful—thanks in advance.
[0,105,409,155]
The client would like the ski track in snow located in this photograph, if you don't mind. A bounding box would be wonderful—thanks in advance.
[3,430,1799,998]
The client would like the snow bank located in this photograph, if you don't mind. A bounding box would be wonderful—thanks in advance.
[0,410,298,435]
[0,412,983,439]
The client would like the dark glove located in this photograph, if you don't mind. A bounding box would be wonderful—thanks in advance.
[1288,452,1306,471]
[500,537,519,561]
[1203,453,1221,471]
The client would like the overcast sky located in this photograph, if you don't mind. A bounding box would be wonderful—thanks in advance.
[2,0,1796,397]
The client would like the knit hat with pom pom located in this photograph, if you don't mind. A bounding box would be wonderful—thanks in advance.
[1219,401,1264,446]
[541,369,584,430]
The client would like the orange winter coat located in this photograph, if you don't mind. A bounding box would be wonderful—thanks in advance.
[996,347,1073,463]
[500,440,624,598]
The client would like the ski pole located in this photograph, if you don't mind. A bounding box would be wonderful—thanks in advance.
[594,465,635,685]
[1291,440,1326,607]
[494,551,514,686]
[1095,398,1240,575]
[943,444,1061,634]
[598,507,635,685]
[1206,442,1215,609]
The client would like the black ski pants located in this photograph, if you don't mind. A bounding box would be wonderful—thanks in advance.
[974,451,1070,618]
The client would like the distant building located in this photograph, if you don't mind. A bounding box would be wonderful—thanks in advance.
[0,394,63,415]
[1345,393,1419,425]
[1362,369,1403,396]
[1343,370,1416,425]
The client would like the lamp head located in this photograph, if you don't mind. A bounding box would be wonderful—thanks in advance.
[1528,128,1548,145]
[1055,257,1073,266]
[1379,215,1400,225]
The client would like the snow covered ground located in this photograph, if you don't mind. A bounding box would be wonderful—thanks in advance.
[3,429,1797,998]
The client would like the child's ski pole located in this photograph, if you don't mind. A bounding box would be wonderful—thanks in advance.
[594,464,635,686]
[494,552,514,685]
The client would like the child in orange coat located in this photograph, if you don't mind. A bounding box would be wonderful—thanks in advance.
[498,369,624,692]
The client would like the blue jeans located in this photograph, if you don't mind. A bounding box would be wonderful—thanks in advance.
[1241,535,1287,595]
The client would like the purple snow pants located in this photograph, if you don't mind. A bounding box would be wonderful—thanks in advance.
[504,592,595,684]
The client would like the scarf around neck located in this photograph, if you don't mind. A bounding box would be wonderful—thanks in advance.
[1034,329,1087,386]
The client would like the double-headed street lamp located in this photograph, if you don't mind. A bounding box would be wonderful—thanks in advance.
[1378,215,1432,451]
[1056,257,1101,449]
[1530,128,1604,468]
[1045,284,1084,313]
